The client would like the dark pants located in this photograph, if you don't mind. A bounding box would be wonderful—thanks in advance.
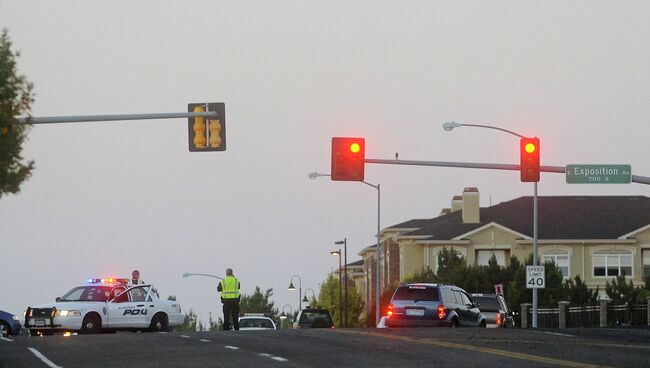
[222,299,240,331]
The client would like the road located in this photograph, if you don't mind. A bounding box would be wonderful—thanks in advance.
[1,327,649,367]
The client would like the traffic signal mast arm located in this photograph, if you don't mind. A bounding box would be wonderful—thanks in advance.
[16,111,219,125]
[364,158,650,185]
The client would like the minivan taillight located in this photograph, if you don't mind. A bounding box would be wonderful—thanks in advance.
[496,312,503,326]
[387,304,394,317]
[437,305,445,319]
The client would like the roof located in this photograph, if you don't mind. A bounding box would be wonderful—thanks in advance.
[345,259,364,267]
[405,196,650,240]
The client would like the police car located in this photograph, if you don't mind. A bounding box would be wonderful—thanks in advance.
[24,278,183,336]
[238,313,277,331]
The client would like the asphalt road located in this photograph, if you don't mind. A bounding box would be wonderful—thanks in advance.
[1,327,649,367]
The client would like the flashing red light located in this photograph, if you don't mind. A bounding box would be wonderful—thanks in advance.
[387,304,394,317]
[437,305,446,319]
[331,137,365,181]
[520,137,540,182]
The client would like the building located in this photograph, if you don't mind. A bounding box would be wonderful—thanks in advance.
[359,187,650,319]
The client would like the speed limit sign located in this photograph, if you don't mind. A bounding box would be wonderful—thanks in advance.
[526,266,545,289]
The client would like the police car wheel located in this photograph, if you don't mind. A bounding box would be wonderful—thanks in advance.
[81,314,102,334]
[149,313,168,332]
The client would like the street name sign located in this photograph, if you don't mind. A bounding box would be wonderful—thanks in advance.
[566,164,631,184]
[526,266,545,289]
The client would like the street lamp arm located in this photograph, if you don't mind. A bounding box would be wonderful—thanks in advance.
[182,272,223,280]
[443,121,525,138]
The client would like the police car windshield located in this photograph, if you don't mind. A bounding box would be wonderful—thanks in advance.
[60,286,113,302]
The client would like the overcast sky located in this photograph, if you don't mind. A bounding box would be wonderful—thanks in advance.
[1,1,648,323]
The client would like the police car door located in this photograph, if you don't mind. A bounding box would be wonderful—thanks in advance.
[106,285,150,328]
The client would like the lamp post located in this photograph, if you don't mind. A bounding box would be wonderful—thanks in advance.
[288,275,302,311]
[309,171,381,327]
[331,249,343,327]
[303,288,316,306]
[443,121,539,329]
[280,304,293,329]
[335,239,348,328]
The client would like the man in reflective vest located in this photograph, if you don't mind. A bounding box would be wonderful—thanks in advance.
[217,268,241,330]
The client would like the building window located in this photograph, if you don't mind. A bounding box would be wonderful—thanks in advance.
[593,251,633,277]
[643,250,650,277]
[476,250,506,266]
[542,251,570,278]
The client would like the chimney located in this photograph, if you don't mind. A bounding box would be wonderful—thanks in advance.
[451,195,463,212]
[462,187,480,223]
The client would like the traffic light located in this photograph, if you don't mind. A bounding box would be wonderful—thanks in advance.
[188,102,226,152]
[520,137,540,182]
[331,137,365,181]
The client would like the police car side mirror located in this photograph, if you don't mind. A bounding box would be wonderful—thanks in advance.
[55,297,61,302]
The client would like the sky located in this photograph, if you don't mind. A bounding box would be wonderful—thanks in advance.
[1,1,649,323]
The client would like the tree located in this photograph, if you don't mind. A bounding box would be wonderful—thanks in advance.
[318,273,365,327]
[239,286,279,321]
[177,309,199,332]
[565,276,598,305]
[0,29,34,198]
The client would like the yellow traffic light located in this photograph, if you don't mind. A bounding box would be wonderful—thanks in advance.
[192,106,206,148]
[188,102,226,152]
[208,119,222,148]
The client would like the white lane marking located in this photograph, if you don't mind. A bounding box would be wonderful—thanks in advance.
[224,345,239,350]
[0,336,13,342]
[258,353,272,357]
[200,339,211,342]
[180,335,191,338]
[530,330,574,338]
[28,348,63,368]
[271,356,288,362]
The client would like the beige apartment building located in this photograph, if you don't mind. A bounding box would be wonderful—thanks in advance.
[358,188,650,319]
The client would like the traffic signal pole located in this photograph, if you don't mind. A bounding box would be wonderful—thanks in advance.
[16,111,218,125]
[365,159,650,185]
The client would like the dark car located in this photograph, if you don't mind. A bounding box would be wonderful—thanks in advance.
[293,308,334,329]
[386,283,486,328]
[0,310,22,337]
[471,293,515,328]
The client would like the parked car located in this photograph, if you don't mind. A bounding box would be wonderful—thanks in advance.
[471,293,515,328]
[238,314,276,330]
[386,283,486,328]
[0,310,22,337]
[293,308,334,329]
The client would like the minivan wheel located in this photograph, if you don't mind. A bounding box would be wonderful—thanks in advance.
[479,320,486,328]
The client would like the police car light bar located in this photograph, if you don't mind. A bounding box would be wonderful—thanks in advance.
[86,278,130,284]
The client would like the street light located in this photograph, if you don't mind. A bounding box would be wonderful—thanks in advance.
[443,121,540,328]
[182,272,223,280]
[335,239,348,328]
[288,275,302,311]
[303,288,316,305]
[309,171,381,327]
[331,249,343,327]
[279,304,293,329]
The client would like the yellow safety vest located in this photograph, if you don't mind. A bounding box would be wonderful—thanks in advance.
[220,276,240,300]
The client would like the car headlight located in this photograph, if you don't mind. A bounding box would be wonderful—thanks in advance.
[56,310,81,317]
[12,315,19,321]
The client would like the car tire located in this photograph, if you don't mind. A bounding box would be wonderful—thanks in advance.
[149,313,168,332]
[81,313,102,334]
[451,318,459,328]
[0,321,10,337]
[479,320,487,328]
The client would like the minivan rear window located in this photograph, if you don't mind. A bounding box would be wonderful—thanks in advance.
[393,286,439,301]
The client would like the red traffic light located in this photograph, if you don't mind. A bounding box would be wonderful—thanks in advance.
[331,137,365,181]
[520,137,540,182]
